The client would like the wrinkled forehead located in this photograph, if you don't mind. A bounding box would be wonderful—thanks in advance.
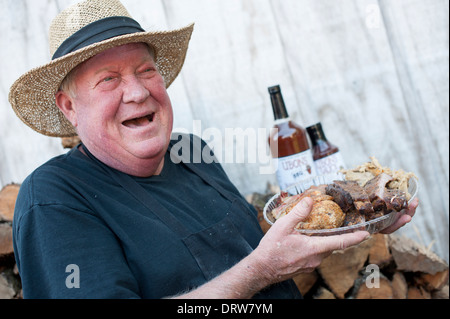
[89,42,155,65]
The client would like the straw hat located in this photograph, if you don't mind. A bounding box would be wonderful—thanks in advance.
[8,0,194,137]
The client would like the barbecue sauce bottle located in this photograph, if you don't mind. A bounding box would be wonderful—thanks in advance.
[268,85,316,190]
[306,122,346,175]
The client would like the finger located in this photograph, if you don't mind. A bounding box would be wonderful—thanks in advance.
[277,197,313,231]
[406,197,419,217]
[381,197,419,234]
[312,230,370,254]
[380,214,412,234]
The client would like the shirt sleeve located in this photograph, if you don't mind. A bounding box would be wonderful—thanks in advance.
[14,203,141,299]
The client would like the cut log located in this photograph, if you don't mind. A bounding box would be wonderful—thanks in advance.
[368,233,392,266]
[391,272,408,299]
[292,271,318,296]
[407,285,431,299]
[0,184,20,222]
[416,269,449,291]
[318,237,374,298]
[0,223,14,257]
[61,136,81,149]
[0,273,16,299]
[313,286,336,299]
[389,235,448,274]
[355,276,393,299]
[431,285,449,299]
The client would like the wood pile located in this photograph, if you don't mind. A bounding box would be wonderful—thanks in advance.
[61,136,81,149]
[0,184,22,299]
[249,192,449,299]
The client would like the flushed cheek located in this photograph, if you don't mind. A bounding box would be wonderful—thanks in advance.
[160,95,174,126]
[161,106,174,129]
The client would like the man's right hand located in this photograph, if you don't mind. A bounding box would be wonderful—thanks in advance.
[173,197,370,299]
[250,197,370,285]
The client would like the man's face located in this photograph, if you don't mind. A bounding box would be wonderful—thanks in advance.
[58,43,174,176]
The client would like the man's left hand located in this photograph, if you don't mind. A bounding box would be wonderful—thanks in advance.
[380,197,419,234]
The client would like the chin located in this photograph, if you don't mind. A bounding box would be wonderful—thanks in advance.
[128,135,169,160]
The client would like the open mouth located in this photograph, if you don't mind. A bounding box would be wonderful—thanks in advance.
[122,113,155,128]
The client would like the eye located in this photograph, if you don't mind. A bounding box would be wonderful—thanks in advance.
[103,76,114,82]
[141,67,156,74]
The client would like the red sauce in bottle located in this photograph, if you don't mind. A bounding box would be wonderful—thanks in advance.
[268,85,316,190]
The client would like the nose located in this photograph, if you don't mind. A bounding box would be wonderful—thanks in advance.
[122,76,150,104]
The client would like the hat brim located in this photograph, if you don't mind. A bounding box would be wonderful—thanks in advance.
[9,23,194,137]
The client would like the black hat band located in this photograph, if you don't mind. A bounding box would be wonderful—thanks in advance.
[52,16,145,60]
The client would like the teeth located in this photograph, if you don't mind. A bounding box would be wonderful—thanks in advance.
[123,114,154,128]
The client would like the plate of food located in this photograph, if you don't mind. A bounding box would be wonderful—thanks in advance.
[263,157,419,236]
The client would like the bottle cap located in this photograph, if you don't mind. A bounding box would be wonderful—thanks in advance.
[268,85,281,94]
[306,122,326,143]
[268,85,289,120]
[306,122,323,134]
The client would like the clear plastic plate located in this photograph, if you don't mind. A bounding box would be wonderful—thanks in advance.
[263,173,419,236]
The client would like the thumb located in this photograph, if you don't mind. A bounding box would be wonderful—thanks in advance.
[279,197,313,230]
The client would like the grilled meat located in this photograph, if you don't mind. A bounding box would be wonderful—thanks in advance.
[326,180,374,216]
[341,208,366,227]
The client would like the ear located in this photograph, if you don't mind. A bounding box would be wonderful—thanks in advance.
[55,90,78,127]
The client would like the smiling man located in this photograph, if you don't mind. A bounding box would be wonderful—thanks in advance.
[55,43,172,177]
[9,0,418,299]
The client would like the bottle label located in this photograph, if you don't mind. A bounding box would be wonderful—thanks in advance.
[314,151,346,175]
[273,149,317,190]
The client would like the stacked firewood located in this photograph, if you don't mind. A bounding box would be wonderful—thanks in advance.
[294,233,449,299]
[61,136,81,149]
[249,192,449,299]
[0,184,21,299]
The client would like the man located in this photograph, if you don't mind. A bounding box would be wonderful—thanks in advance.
[9,0,418,299]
